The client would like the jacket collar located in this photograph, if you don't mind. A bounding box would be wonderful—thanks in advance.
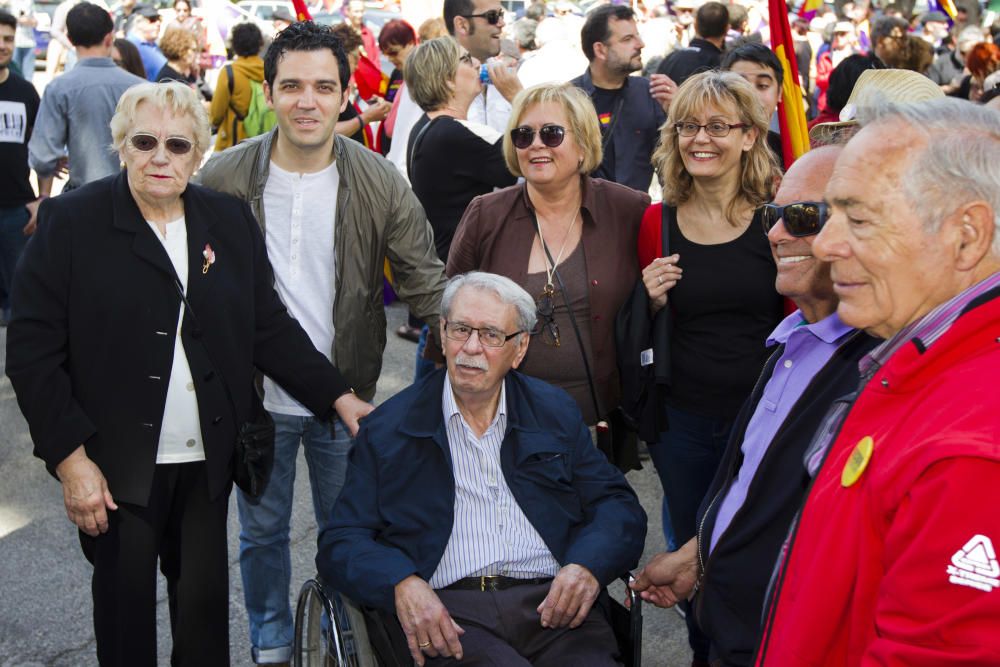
[251,129,354,216]
[575,66,632,95]
[517,175,601,227]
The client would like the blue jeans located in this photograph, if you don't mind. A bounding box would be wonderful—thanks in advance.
[646,405,733,662]
[237,412,353,664]
[13,46,35,81]
[413,324,435,381]
[0,205,30,321]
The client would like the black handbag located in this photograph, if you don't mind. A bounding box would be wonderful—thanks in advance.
[534,212,641,472]
[174,280,274,499]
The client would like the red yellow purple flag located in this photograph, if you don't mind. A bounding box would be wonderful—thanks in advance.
[768,0,810,168]
[290,0,312,21]
[797,0,823,21]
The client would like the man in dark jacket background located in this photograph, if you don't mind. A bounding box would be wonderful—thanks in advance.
[657,2,729,88]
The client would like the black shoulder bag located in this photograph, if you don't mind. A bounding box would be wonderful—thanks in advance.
[174,280,274,499]
[534,211,640,472]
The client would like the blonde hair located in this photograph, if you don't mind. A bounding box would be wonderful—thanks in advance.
[404,37,460,112]
[110,81,212,158]
[652,70,778,225]
[503,83,602,178]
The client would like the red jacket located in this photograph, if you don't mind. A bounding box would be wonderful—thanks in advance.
[755,293,1000,666]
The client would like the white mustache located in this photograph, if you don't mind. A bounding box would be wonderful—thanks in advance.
[455,355,488,371]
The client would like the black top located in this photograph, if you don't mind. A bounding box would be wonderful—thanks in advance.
[666,210,783,419]
[407,114,516,261]
[0,73,40,207]
[656,38,724,88]
[339,101,369,147]
[591,85,622,183]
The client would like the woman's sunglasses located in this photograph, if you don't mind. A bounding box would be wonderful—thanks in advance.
[761,201,830,237]
[510,124,567,150]
[129,133,194,156]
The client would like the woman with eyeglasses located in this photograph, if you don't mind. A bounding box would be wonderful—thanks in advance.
[636,70,782,663]
[6,82,359,663]
[404,37,518,376]
[447,82,649,457]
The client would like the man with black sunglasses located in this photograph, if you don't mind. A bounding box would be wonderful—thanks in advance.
[631,145,879,667]
[444,0,521,134]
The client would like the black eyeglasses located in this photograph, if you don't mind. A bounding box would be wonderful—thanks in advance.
[461,9,503,24]
[444,321,522,348]
[761,201,830,237]
[531,287,561,347]
[129,133,194,156]
[674,121,748,137]
[510,124,567,150]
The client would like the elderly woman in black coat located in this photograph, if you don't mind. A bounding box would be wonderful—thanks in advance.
[5,81,364,665]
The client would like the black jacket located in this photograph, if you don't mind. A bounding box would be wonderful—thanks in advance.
[692,329,880,666]
[657,38,724,87]
[6,173,348,506]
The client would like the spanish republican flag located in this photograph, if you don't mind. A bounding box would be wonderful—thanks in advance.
[768,0,810,168]
[290,0,312,21]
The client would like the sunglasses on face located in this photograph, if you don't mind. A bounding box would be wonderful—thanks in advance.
[461,9,503,24]
[761,201,830,237]
[129,133,194,156]
[510,124,567,150]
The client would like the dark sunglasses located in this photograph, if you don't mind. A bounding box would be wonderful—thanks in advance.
[761,201,830,237]
[510,124,567,150]
[461,9,503,24]
[129,133,194,156]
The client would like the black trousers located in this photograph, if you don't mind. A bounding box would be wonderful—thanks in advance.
[79,462,231,666]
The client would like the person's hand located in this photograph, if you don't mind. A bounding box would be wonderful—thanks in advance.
[630,538,699,608]
[333,391,374,437]
[394,575,465,666]
[55,445,118,537]
[641,254,682,314]
[536,563,600,629]
[23,197,45,236]
[55,156,69,178]
[649,73,678,114]
[362,96,392,124]
[487,61,523,103]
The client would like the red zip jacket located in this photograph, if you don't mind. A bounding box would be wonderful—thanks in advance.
[755,293,1000,666]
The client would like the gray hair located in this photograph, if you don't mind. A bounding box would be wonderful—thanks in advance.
[441,272,538,334]
[110,81,212,158]
[858,98,1000,255]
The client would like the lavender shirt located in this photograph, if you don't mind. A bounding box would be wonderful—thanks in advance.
[709,310,854,553]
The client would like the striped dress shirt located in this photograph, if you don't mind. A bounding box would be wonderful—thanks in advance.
[428,379,561,589]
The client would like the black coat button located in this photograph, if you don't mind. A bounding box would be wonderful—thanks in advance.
[212,416,223,425]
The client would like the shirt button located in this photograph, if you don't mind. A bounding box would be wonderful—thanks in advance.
[783,359,793,368]
[186,382,194,392]
[186,439,196,447]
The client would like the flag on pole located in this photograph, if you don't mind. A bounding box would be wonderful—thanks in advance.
[926,0,958,21]
[768,0,810,168]
[290,0,312,21]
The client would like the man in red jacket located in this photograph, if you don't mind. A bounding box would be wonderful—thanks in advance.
[754,99,1000,665]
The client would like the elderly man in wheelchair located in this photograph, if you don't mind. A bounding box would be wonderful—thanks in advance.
[311,272,647,666]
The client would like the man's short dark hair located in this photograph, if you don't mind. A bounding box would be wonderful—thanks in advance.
[580,4,634,61]
[695,1,729,40]
[231,21,263,58]
[871,15,908,42]
[443,0,474,36]
[826,53,884,112]
[263,20,349,91]
[727,3,748,31]
[0,10,17,31]
[721,42,784,83]
[66,2,114,48]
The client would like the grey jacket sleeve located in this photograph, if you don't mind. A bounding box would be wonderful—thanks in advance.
[27,87,69,177]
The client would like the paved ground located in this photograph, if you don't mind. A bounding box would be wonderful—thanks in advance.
[0,302,692,666]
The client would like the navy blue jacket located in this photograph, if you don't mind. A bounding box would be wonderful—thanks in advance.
[572,68,665,193]
[317,369,647,612]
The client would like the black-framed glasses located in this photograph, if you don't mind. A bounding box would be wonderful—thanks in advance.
[129,133,194,156]
[444,321,522,348]
[674,121,748,137]
[531,287,561,347]
[761,201,830,237]
[510,124,567,150]
[461,9,503,24]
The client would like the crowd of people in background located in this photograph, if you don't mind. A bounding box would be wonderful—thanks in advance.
[1,0,999,665]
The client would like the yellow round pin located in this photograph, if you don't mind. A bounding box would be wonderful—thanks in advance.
[842,436,874,487]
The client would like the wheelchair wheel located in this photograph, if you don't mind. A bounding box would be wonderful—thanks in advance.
[293,579,377,667]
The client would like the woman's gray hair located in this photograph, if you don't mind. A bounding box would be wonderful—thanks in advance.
[858,98,1000,254]
[110,81,212,158]
[441,272,538,334]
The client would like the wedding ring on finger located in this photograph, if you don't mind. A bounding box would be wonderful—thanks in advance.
[419,641,431,648]
[658,276,663,285]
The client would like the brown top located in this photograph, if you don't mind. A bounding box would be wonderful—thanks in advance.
[447,177,650,414]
